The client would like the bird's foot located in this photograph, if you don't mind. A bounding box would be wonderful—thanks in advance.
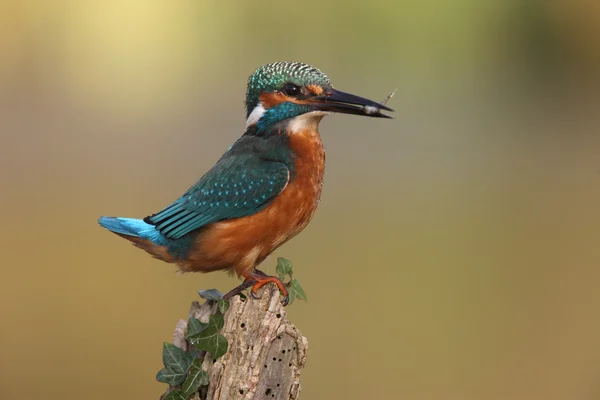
[248,270,290,306]
[223,270,289,306]
[222,279,255,301]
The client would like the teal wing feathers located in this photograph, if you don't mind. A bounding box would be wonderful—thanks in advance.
[145,154,290,240]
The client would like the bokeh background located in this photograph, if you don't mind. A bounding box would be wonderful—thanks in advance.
[1,1,600,399]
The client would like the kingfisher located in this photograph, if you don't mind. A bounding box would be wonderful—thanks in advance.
[99,61,393,305]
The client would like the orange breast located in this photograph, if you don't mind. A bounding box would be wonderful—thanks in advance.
[178,129,326,276]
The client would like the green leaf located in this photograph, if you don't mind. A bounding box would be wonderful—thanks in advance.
[162,342,193,375]
[163,389,186,400]
[288,279,308,305]
[217,298,230,314]
[190,314,228,359]
[187,314,224,340]
[186,318,208,339]
[188,346,200,360]
[203,332,228,359]
[156,368,186,386]
[198,289,229,314]
[198,289,224,301]
[276,257,293,279]
[182,359,208,397]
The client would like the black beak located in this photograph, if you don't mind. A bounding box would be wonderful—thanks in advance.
[311,88,394,118]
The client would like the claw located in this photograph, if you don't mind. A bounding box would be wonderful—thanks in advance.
[242,271,290,306]
[250,288,262,300]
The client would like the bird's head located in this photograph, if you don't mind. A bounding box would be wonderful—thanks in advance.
[245,61,393,134]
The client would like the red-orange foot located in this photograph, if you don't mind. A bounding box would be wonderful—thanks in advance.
[223,270,289,306]
[245,270,289,306]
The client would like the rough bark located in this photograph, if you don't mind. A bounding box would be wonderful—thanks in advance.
[163,286,308,400]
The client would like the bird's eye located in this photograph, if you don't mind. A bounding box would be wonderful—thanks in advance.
[283,83,300,96]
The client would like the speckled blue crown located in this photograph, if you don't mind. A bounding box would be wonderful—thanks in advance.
[245,62,332,116]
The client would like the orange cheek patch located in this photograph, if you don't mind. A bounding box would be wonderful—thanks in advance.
[307,84,324,95]
[259,90,322,109]
[259,92,292,108]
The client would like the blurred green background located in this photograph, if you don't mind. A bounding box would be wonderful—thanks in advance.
[1,1,600,399]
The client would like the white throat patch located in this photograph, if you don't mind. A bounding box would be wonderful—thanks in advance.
[245,103,266,129]
[286,111,329,134]
[245,104,329,133]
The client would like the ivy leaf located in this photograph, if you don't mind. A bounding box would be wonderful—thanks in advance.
[203,332,228,359]
[188,346,200,360]
[162,342,193,375]
[190,314,228,359]
[288,279,308,305]
[163,389,186,400]
[188,314,224,341]
[276,257,293,279]
[156,369,182,386]
[217,298,230,314]
[156,368,186,386]
[198,289,224,301]
[186,318,208,339]
[198,289,230,314]
[182,359,208,397]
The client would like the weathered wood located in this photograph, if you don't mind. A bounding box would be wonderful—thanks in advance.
[163,286,308,400]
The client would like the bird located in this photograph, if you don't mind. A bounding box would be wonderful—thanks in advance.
[98,61,393,305]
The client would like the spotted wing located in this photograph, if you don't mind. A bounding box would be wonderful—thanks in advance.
[145,155,289,240]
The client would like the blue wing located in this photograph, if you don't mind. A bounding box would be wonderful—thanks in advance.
[145,154,290,240]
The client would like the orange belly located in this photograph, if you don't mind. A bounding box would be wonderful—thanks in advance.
[177,128,326,276]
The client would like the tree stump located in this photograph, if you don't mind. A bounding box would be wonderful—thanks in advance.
[163,286,308,400]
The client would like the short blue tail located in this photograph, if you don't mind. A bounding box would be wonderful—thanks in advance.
[98,216,169,245]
